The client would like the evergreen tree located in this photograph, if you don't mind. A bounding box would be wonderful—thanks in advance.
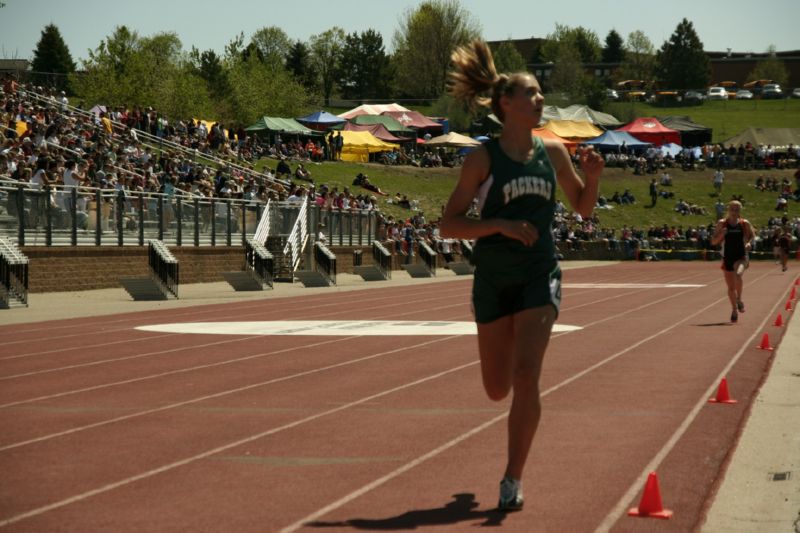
[655,18,709,90]
[31,24,75,92]
[337,30,392,100]
[602,29,625,63]
[286,40,317,92]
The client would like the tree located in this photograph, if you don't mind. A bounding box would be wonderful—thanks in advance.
[655,18,709,90]
[602,29,625,63]
[392,0,480,99]
[492,40,527,74]
[189,47,229,100]
[540,24,601,64]
[309,27,345,105]
[619,30,655,83]
[337,30,393,100]
[31,24,76,92]
[747,45,789,87]
[226,54,311,125]
[286,40,317,92]
[250,26,292,72]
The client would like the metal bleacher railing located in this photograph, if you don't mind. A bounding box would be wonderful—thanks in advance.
[0,179,378,250]
[418,240,438,274]
[282,199,309,273]
[0,236,29,307]
[313,242,337,285]
[372,241,392,280]
[148,239,179,298]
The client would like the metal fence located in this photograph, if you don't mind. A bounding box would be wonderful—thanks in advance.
[0,180,380,250]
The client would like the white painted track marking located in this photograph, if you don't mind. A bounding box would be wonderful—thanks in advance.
[136,320,582,336]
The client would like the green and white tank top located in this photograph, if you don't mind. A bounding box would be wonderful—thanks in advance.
[471,136,558,272]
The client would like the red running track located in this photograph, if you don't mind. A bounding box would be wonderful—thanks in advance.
[0,261,795,532]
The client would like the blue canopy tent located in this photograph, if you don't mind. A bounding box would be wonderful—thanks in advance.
[296,111,346,131]
[584,130,652,152]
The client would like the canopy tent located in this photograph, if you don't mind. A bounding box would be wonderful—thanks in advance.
[245,116,316,135]
[342,122,411,143]
[349,114,414,135]
[657,115,712,148]
[531,128,578,152]
[659,143,683,157]
[338,103,411,120]
[296,110,346,131]
[338,130,399,163]
[584,130,652,152]
[381,110,442,131]
[425,132,482,148]
[721,128,800,152]
[541,104,623,128]
[542,120,603,140]
[617,117,681,146]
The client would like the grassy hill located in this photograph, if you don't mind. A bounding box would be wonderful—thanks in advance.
[257,157,798,232]
[309,97,799,228]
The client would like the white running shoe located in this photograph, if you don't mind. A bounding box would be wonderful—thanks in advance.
[498,476,524,511]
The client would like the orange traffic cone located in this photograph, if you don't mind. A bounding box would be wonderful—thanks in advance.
[757,332,774,351]
[709,377,738,404]
[790,286,797,300]
[774,313,784,327]
[628,472,673,519]
[786,299,793,312]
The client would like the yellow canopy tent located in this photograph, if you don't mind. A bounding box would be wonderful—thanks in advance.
[542,120,603,140]
[340,130,398,163]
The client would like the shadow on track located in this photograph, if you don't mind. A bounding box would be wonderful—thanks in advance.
[306,493,509,529]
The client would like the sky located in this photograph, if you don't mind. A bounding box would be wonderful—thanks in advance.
[1,0,797,64]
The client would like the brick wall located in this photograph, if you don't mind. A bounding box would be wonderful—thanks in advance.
[21,246,245,293]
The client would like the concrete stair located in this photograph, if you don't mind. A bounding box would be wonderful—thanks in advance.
[222,270,270,291]
[447,261,474,275]
[353,264,390,281]
[401,263,434,278]
[294,270,335,287]
[119,277,175,301]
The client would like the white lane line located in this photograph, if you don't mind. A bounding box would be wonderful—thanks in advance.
[0,354,472,529]
[279,278,744,532]
[0,273,721,527]
[564,283,705,289]
[594,271,783,532]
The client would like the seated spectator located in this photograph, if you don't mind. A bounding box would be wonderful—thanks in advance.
[675,198,690,215]
[660,172,672,186]
[294,163,313,183]
[275,156,291,178]
[620,189,636,205]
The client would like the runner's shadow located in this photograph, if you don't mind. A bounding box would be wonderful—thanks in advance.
[306,493,508,529]
[693,322,736,327]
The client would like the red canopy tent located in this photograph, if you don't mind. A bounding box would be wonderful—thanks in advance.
[342,122,412,143]
[617,117,681,146]
[381,110,443,133]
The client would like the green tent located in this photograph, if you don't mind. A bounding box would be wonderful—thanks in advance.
[349,114,414,134]
[245,116,317,135]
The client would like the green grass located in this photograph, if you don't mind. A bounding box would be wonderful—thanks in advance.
[607,99,800,143]
[254,157,798,231]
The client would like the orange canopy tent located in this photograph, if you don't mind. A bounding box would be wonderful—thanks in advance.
[532,128,577,153]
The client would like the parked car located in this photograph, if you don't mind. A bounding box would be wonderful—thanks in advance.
[606,88,619,101]
[792,88,800,99]
[735,89,754,100]
[706,87,729,100]
[762,83,784,99]
[683,90,705,103]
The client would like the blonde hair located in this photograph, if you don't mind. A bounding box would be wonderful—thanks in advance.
[448,39,532,123]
